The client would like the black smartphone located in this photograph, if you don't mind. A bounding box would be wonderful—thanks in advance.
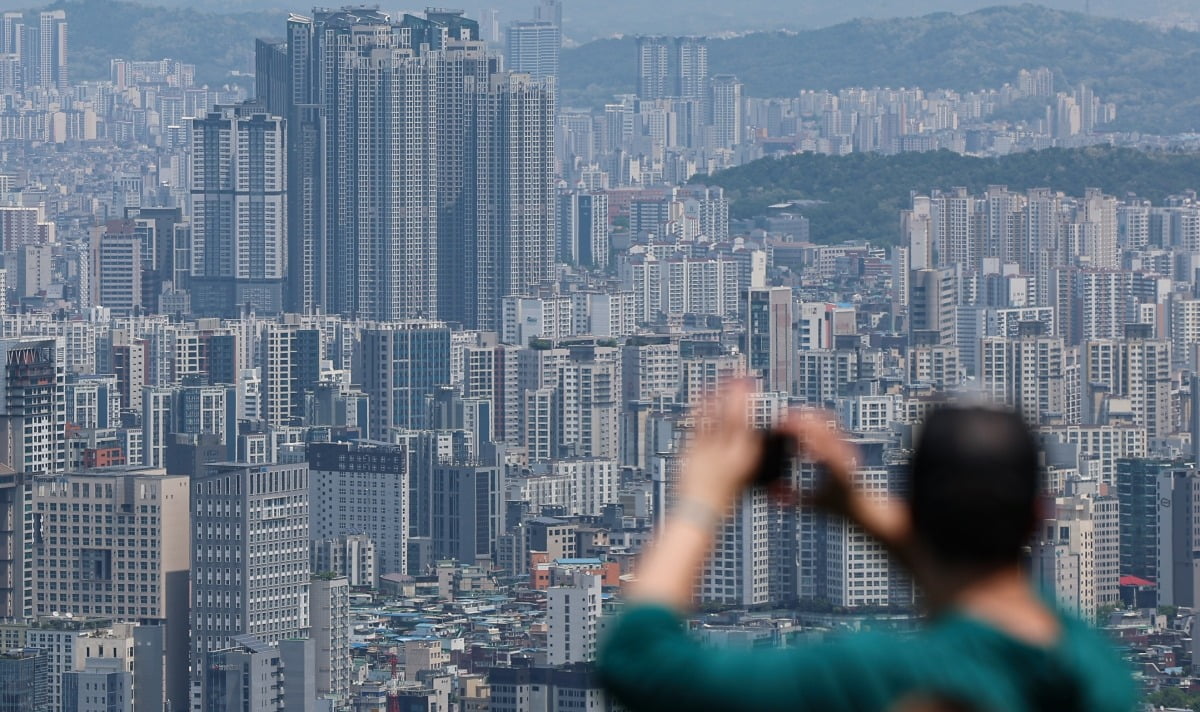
[752,430,797,486]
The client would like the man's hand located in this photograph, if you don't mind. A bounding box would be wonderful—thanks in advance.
[778,410,915,566]
[677,379,763,510]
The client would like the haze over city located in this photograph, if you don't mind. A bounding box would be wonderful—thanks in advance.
[0,0,1190,709]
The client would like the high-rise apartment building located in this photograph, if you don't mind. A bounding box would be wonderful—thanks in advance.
[261,321,321,428]
[261,8,439,321]
[979,333,1066,424]
[747,287,794,395]
[636,35,706,102]
[90,221,143,316]
[0,466,29,621]
[0,205,54,250]
[0,337,65,477]
[558,191,609,270]
[546,571,600,665]
[687,391,790,607]
[430,462,505,564]
[1116,457,1180,590]
[307,442,408,576]
[931,187,979,271]
[190,462,310,708]
[470,71,556,329]
[506,21,559,80]
[533,0,562,29]
[635,36,670,100]
[310,575,351,707]
[34,10,66,92]
[823,459,909,608]
[260,9,553,328]
[125,206,190,314]
[359,322,451,439]
[1031,489,1118,621]
[675,36,708,101]
[1081,335,1172,439]
[30,466,191,709]
[909,267,957,347]
[190,106,287,317]
[708,74,743,150]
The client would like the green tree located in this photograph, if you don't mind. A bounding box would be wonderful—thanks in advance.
[696,146,1200,245]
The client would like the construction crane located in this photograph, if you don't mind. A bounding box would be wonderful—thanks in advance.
[387,653,401,712]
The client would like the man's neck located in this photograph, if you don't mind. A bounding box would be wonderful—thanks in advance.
[937,566,1062,647]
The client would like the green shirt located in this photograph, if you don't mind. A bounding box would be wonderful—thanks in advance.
[597,604,1136,712]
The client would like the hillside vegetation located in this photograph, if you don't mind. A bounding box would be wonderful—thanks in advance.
[46,0,282,85]
[699,146,1200,245]
[561,5,1200,134]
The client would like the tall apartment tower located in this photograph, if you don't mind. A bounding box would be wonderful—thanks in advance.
[932,187,979,271]
[708,74,743,150]
[90,221,143,316]
[547,571,601,665]
[430,462,505,564]
[690,392,790,607]
[909,267,957,347]
[0,465,28,622]
[35,10,67,92]
[190,462,310,709]
[310,575,351,706]
[261,321,321,428]
[0,337,66,477]
[260,9,552,328]
[31,467,191,708]
[260,8,439,321]
[558,191,610,270]
[189,105,287,317]
[978,333,1067,424]
[636,35,670,100]
[674,36,707,100]
[533,0,562,29]
[471,71,556,330]
[506,21,560,80]
[307,441,408,576]
[358,322,451,440]
[1,12,23,58]
[747,287,794,395]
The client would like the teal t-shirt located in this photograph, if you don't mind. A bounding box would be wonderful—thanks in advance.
[597,604,1136,712]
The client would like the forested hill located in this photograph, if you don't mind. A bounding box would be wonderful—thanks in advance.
[561,5,1200,134]
[698,147,1200,246]
[44,0,282,85]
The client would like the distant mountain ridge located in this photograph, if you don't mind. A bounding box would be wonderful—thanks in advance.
[7,0,1200,40]
[561,4,1200,134]
[43,0,282,86]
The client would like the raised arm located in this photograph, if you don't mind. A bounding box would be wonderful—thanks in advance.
[624,380,762,609]
[598,385,939,711]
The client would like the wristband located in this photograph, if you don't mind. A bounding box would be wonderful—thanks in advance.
[672,497,724,531]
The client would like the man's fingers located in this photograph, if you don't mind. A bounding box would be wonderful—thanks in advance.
[714,379,753,436]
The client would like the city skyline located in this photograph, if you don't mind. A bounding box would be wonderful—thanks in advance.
[0,1,1194,711]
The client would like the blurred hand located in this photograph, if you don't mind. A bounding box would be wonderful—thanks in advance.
[778,409,914,565]
[778,409,859,514]
[677,380,763,509]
